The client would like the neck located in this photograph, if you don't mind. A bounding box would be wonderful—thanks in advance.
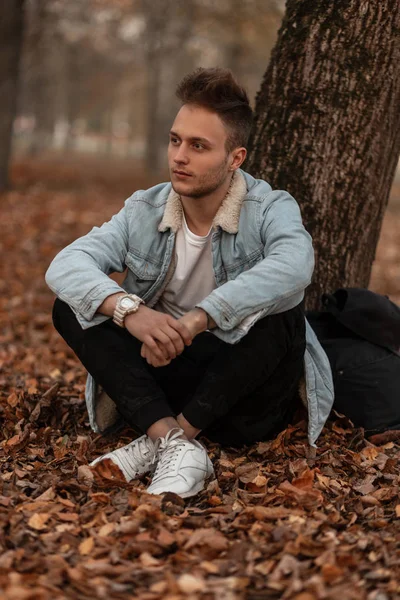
[180,174,233,236]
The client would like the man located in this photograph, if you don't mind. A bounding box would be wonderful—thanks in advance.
[46,68,333,499]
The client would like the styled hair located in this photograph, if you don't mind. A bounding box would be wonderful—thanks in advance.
[176,67,253,152]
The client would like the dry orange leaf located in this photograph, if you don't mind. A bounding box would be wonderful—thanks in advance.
[79,537,94,555]
[360,446,379,460]
[98,522,115,537]
[252,474,268,487]
[200,560,219,574]
[177,574,205,594]
[250,506,293,520]
[139,552,160,567]
[28,512,50,531]
[7,392,19,407]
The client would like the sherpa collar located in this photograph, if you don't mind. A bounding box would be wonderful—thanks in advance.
[158,169,247,235]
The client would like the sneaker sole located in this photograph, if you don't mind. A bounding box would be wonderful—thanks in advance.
[166,472,215,499]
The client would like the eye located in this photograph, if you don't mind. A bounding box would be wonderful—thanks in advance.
[193,143,204,150]
[170,137,179,145]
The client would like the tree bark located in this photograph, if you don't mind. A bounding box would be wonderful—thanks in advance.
[246,0,400,310]
[0,0,25,192]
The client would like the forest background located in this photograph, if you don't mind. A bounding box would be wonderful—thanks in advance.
[1,0,400,598]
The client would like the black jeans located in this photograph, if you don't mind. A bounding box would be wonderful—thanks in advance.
[52,299,306,447]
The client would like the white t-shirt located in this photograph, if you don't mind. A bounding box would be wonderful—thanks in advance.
[155,215,216,318]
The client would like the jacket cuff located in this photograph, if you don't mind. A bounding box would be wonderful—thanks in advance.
[196,295,239,331]
[72,281,125,321]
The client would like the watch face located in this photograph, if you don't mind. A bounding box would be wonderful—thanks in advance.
[120,297,135,309]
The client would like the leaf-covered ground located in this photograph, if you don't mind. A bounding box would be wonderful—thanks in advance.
[1,159,400,600]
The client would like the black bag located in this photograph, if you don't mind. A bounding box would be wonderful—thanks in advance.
[307,288,400,434]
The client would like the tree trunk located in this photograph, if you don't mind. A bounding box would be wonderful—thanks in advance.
[0,0,25,192]
[145,53,162,172]
[246,0,400,310]
[142,0,170,174]
[28,0,56,156]
[63,44,81,152]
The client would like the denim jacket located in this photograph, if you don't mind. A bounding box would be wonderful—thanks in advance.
[45,169,334,446]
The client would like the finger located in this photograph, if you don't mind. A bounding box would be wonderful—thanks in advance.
[149,351,171,368]
[157,358,171,367]
[144,346,154,365]
[158,325,184,355]
[168,318,193,345]
[141,345,152,365]
[153,330,177,359]
[164,326,185,354]
[143,335,167,361]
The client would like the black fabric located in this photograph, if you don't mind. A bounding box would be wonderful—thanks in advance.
[53,299,305,447]
[307,288,400,434]
[322,288,400,356]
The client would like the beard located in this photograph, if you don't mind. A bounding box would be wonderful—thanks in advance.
[171,156,230,199]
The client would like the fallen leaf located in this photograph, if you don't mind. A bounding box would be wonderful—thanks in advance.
[184,528,229,552]
[250,506,293,520]
[28,513,50,531]
[7,392,19,407]
[177,574,205,593]
[139,552,160,567]
[200,560,219,574]
[252,474,268,487]
[79,537,94,555]
[279,480,323,509]
[77,464,94,487]
[360,446,379,461]
[98,522,115,537]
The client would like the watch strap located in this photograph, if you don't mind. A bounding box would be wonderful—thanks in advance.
[112,294,144,328]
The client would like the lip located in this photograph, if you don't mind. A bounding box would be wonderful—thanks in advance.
[173,170,192,178]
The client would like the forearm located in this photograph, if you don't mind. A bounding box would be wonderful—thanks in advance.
[177,308,216,338]
[46,257,125,322]
[45,202,131,321]
[97,292,127,317]
[197,247,313,331]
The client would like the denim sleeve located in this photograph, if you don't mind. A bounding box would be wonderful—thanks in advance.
[196,191,314,331]
[45,198,132,323]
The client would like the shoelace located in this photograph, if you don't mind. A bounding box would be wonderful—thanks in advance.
[120,436,155,468]
[151,428,187,482]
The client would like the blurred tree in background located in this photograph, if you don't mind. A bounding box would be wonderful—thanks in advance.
[246,0,400,309]
[0,0,25,191]
[2,0,283,185]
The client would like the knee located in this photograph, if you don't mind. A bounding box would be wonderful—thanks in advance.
[52,298,74,334]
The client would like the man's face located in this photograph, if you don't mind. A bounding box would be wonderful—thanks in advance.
[168,104,232,199]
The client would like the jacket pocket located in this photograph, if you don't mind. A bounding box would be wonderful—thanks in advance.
[124,250,162,298]
[125,250,162,279]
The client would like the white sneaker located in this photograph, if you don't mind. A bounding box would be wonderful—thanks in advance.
[90,434,156,482]
[147,428,215,498]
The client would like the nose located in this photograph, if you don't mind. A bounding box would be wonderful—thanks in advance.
[173,143,189,165]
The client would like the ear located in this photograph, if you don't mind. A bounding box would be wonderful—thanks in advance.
[230,147,247,171]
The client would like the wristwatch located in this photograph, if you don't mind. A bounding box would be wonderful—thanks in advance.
[113,294,144,327]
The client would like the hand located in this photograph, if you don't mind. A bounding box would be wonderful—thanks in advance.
[141,342,172,368]
[125,306,192,363]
